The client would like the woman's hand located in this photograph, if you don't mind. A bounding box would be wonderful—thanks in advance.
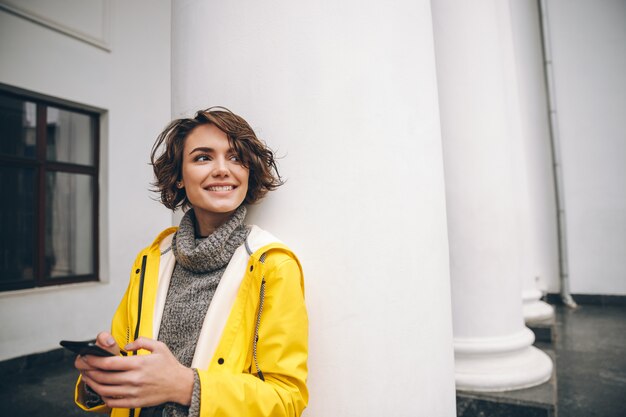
[74,332,120,379]
[78,337,195,409]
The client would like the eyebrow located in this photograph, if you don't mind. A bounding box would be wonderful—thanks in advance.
[188,147,214,155]
[188,146,237,155]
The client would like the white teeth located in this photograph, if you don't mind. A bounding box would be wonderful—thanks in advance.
[207,185,234,191]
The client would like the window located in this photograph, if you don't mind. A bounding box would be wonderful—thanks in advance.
[0,85,100,291]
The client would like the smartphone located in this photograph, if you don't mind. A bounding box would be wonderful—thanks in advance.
[60,340,115,357]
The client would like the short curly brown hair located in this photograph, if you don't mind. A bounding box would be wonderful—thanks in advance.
[150,107,283,211]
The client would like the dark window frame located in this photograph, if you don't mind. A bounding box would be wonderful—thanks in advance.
[0,84,102,292]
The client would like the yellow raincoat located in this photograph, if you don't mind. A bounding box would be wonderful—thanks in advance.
[75,225,308,416]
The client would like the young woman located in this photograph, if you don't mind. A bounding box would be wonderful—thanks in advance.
[74,108,308,417]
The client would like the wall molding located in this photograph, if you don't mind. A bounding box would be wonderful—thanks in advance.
[545,293,626,306]
[0,0,111,51]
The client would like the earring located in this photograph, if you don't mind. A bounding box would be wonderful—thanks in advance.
[176,181,183,188]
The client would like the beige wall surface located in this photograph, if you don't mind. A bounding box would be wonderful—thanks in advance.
[548,0,626,295]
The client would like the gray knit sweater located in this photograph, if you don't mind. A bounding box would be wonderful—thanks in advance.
[160,206,249,417]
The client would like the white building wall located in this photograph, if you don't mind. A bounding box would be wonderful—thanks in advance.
[172,0,456,415]
[547,0,626,295]
[0,0,172,360]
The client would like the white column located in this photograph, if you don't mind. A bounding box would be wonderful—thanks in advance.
[508,0,558,322]
[172,0,456,415]
[432,0,553,391]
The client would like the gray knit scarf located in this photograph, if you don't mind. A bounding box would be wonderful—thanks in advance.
[172,206,249,273]
[159,206,249,417]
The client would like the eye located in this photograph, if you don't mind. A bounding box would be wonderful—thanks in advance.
[194,154,211,162]
[229,154,241,163]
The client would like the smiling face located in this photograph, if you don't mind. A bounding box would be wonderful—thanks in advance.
[179,123,249,235]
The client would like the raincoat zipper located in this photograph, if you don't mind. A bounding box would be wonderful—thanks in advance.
[253,252,268,381]
[129,255,147,417]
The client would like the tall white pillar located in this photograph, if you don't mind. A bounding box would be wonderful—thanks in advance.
[172,0,457,415]
[432,0,553,391]
[509,0,559,322]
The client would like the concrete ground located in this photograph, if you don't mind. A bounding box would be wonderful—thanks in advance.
[0,304,624,416]
[0,351,86,416]
[554,304,626,417]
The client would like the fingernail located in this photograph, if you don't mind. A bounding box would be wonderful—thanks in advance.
[124,344,131,350]
[106,336,116,346]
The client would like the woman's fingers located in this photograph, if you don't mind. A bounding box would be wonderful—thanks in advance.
[82,371,156,410]
[78,337,192,407]
[79,354,138,373]
[81,366,139,386]
[74,354,99,372]
[101,396,143,409]
[73,331,120,374]
[81,374,140,407]
[124,337,163,353]
[96,331,121,355]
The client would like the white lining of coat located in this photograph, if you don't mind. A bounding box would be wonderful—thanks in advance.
[153,234,175,341]
[152,225,280,371]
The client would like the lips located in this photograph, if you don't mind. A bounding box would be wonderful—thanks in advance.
[206,185,235,191]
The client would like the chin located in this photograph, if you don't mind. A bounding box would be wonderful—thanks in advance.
[200,205,238,214]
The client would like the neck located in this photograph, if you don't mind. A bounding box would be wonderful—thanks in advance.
[192,208,236,237]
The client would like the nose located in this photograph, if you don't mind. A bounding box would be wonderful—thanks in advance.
[212,156,229,177]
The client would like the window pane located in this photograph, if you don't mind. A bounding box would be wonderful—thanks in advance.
[0,95,37,158]
[46,107,95,166]
[46,172,94,278]
[0,165,36,283]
